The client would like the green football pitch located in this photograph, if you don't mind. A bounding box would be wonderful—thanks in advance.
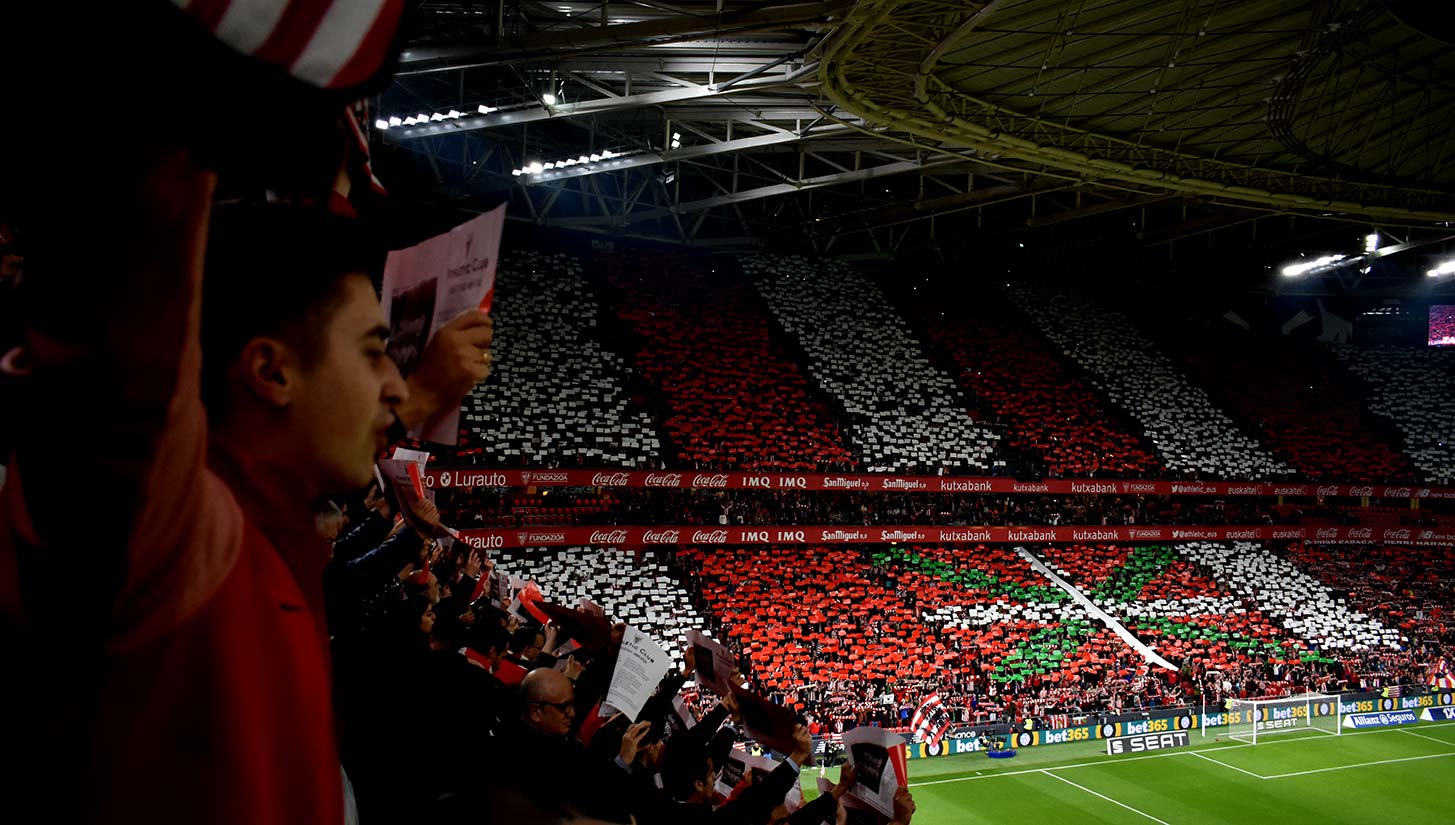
[802,720,1455,824]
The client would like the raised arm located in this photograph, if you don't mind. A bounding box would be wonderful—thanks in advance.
[0,153,242,640]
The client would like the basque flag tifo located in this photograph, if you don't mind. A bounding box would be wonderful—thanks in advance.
[910,693,952,746]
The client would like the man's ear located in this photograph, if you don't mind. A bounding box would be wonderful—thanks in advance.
[237,337,301,408]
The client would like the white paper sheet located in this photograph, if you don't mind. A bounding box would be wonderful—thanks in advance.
[603,625,672,722]
[381,204,505,444]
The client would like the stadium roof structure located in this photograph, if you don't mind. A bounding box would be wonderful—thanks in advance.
[375,0,1455,275]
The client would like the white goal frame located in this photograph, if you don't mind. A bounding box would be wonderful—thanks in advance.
[1225,693,1342,745]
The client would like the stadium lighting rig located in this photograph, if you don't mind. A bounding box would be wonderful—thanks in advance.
[1280,254,1347,278]
[1428,259,1455,279]
[510,149,632,178]
[374,103,503,130]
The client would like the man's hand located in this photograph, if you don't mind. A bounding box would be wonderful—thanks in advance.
[682,645,697,679]
[408,497,449,538]
[464,549,484,579]
[363,485,385,515]
[721,692,742,726]
[563,655,585,681]
[396,311,494,430]
[618,720,652,765]
[891,787,916,824]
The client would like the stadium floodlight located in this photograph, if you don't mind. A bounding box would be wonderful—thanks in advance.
[374,119,390,130]
[590,154,601,162]
[1364,232,1380,252]
[1429,260,1455,278]
[511,169,522,176]
[542,92,558,105]
[388,116,402,127]
[1281,254,1347,278]
[526,162,543,174]
[477,104,497,115]
[447,110,462,119]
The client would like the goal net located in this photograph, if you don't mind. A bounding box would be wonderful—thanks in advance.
[1225,693,1342,744]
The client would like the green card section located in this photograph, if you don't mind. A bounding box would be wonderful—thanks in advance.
[876,546,1068,604]
[1090,545,1178,601]
[991,618,1097,683]
[1126,615,1335,664]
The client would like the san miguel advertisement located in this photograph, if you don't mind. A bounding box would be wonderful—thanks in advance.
[452,524,1455,550]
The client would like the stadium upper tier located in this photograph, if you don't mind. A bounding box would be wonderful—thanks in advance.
[450,246,1443,484]
[599,250,855,472]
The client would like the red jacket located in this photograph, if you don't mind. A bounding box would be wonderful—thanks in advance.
[0,170,342,824]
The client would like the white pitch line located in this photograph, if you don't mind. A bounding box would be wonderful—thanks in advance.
[1190,751,1267,779]
[910,746,1222,787]
[1040,769,1173,825]
[1259,751,1455,780]
[908,719,1455,788]
[1400,728,1455,747]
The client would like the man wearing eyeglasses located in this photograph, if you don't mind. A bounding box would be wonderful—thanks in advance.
[523,669,579,737]
[481,668,647,821]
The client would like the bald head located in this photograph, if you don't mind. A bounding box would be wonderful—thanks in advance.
[520,668,576,736]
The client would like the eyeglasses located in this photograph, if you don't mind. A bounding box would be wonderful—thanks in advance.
[532,699,576,714]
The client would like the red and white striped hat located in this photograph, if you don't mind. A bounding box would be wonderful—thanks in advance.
[169,0,407,91]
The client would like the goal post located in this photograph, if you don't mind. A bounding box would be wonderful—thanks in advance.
[1225,693,1342,744]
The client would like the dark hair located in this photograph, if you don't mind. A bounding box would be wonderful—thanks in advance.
[510,625,544,654]
[661,745,714,801]
[469,621,512,656]
[200,203,385,417]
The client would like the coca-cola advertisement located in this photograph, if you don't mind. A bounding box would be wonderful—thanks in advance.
[453,524,1455,550]
[418,467,1454,500]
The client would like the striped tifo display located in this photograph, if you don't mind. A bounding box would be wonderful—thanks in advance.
[911,693,953,747]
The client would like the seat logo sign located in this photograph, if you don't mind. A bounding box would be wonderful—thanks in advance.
[1107,731,1190,755]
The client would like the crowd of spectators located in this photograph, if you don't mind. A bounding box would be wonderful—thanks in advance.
[1008,286,1292,479]
[600,250,857,473]
[917,296,1164,478]
[326,494,905,823]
